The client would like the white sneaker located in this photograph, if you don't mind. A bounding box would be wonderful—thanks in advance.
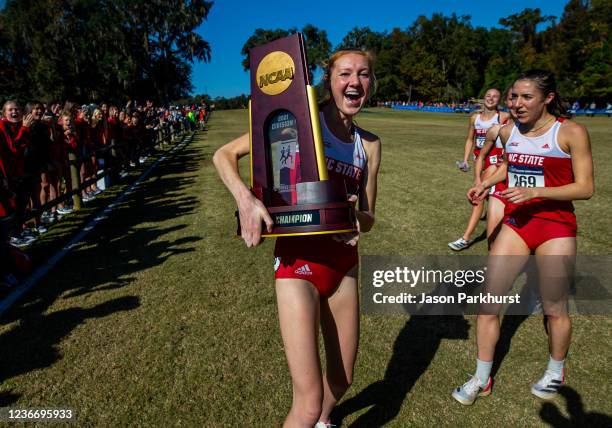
[448,237,472,251]
[57,206,73,215]
[452,375,492,405]
[315,422,336,428]
[531,369,564,400]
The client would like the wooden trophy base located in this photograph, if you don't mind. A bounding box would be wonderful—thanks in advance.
[237,180,357,237]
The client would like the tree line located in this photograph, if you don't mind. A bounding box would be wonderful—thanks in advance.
[240,0,611,104]
[1,1,609,108]
[0,0,213,105]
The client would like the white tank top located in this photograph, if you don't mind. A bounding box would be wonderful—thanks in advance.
[505,119,575,223]
[320,112,367,195]
[474,113,500,149]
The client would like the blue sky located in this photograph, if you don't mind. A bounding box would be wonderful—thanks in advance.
[193,0,568,97]
[0,0,568,97]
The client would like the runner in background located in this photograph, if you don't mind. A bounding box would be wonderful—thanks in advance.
[472,88,514,245]
[449,88,509,251]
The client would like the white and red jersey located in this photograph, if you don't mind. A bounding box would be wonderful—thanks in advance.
[321,112,367,195]
[504,118,575,225]
[275,113,366,264]
[484,117,510,169]
[473,112,499,157]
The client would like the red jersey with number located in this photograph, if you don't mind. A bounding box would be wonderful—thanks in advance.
[473,113,499,158]
[504,118,575,225]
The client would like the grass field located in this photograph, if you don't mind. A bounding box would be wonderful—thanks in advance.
[0,108,610,426]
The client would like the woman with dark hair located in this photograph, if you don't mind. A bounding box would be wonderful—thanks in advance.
[213,49,381,427]
[25,101,53,232]
[453,70,594,405]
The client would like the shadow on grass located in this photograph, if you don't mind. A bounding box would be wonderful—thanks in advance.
[0,389,19,407]
[333,276,547,427]
[331,315,469,427]
[0,140,205,397]
[0,296,139,401]
[540,386,612,427]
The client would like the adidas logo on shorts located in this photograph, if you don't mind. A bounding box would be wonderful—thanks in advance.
[294,264,313,276]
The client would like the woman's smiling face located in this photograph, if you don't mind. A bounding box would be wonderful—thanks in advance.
[328,53,372,118]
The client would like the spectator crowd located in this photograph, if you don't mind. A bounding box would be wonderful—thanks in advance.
[1,98,210,288]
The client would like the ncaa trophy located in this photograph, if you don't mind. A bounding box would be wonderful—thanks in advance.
[242,33,357,237]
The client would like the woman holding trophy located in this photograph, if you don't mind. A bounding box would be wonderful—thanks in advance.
[214,48,381,427]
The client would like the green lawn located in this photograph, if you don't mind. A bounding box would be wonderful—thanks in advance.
[0,109,610,426]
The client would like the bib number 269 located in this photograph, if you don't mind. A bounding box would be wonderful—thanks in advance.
[514,175,537,187]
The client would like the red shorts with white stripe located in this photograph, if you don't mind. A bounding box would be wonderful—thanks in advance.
[274,236,358,297]
[483,150,502,170]
[503,215,577,251]
[489,180,507,202]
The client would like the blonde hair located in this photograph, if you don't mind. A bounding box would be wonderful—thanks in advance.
[2,100,19,114]
[91,108,103,127]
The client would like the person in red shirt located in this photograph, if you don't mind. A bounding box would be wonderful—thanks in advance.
[0,101,34,245]
[88,108,105,196]
[24,101,54,232]
[53,110,78,214]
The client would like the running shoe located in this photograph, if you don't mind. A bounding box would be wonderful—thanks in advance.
[452,375,492,405]
[448,237,472,251]
[82,194,93,202]
[41,211,56,224]
[21,228,38,240]
[57,206,73,215]
[10,234,36,248]
[37,225,48,235]
[315,423,336,428]
[91,188,103,196]
[531,369,564,400]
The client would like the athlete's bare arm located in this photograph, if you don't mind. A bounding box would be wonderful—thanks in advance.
[462,113,477,165]
[499,110,511,124]
[357,128,381,233]
[468,125,511,202]
[212,132,273,247]
[474,124,500,183]
[502,121,594,204]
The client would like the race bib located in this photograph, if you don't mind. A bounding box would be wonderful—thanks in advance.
[508,164,545,188]
[474,129,487,149]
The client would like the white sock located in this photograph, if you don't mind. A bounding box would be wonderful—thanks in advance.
[475,359,493,387]
[546,355,565,377]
